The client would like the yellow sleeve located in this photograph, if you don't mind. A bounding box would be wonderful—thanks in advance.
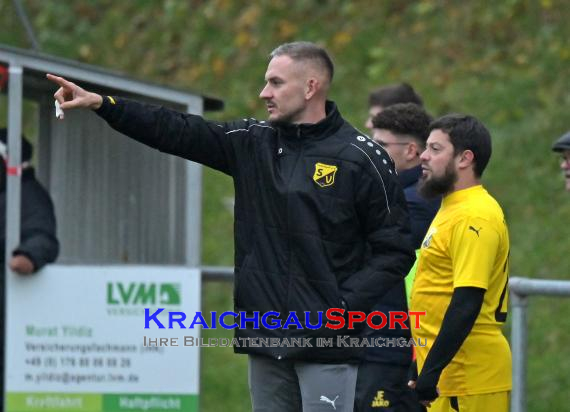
[449,215,499,290]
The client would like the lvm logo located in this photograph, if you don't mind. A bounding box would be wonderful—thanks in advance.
[107,282,181,316]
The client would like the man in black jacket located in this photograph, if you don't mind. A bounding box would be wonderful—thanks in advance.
[1,129,59,411]
[48,41,414,412]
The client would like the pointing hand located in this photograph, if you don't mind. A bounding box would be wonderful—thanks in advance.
[46,74,103,112]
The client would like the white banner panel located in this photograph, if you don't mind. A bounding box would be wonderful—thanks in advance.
[5,265,201,412]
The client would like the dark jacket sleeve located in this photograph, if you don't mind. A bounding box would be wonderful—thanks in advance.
[13,180,59,271]
[95,96,246,176]
[405,188,440,249]
[339,165,415,312]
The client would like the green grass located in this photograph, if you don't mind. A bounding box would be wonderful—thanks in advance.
[526,298,570,411]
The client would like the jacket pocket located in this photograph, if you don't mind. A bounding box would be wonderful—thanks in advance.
[287,276,340,316]
[234,252,254,306]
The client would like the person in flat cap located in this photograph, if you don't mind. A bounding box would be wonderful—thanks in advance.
[552,131,570,191]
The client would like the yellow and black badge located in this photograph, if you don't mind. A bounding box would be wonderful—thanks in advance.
[313,162,338,188]
[371,390,390,408]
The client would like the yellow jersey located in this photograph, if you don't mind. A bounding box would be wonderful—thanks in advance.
[410,185,511,396]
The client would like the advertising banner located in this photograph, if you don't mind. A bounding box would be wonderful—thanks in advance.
[5,265,201,412]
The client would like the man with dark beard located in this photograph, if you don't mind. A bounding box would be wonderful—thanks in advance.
[47,41,415,412]
[408,115,511,412]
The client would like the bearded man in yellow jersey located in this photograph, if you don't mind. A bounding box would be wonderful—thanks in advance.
[408,114,511,411]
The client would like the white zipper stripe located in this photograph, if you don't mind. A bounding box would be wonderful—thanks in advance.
[225,123,275,135]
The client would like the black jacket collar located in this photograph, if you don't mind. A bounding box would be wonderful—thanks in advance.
[398,164,422,189]
[276,101,344,140]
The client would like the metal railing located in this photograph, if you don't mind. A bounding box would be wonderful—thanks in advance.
[200,268,570,412]
[201,266,234,281]
[509,277,570,412]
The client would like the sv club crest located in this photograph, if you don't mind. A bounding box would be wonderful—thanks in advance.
[422,228,437,248]
[313,163,338,187]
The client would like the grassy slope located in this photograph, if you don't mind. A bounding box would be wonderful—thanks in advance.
[1,1,569,410]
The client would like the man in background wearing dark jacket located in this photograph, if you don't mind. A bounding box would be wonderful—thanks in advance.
[354,104,440,412]
[47,41,415,412]
[1,129,59,410]
[372,104,441,248]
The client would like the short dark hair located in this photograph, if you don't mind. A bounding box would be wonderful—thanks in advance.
[368,83,423,109]
[270,41,334,83]
[371,103,432,146]
[0,128,33,162]
[429,114,492,177]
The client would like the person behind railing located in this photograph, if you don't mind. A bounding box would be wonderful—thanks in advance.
[0,130,59,275]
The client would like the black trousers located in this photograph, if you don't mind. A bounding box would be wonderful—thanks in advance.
[354,361,425,412]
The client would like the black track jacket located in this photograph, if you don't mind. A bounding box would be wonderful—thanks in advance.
[1,168,59,270]
[96,98,415,363]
